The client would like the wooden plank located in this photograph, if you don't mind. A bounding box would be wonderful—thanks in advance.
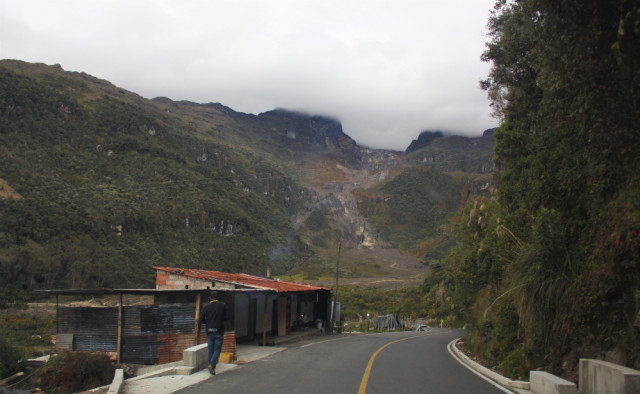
[56,294,59,334]
[262,296,268,346]
[116,293,122,363]
[194,293,201,345]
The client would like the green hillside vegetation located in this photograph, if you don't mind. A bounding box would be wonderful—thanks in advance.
[0,60,312,300]
[339,286,434,321]
[303,208,332,248]
[3,1,637,381]
[420,0,640,379]
[354,167,474,256]
[404,131,495,174]
[0,60,404,306]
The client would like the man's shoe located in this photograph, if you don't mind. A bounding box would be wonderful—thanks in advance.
[207,365,215,375]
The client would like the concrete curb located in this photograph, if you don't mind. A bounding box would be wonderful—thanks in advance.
[106,369,123,394]
[269,328,324,346]
[127,365,200,381]
[83,362,236,393]
[109,344,285,394]
[447,337,531,393]
[83,358,215,393]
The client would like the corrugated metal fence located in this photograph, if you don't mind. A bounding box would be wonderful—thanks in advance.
[58,306,119,353]
[58,303,204,364]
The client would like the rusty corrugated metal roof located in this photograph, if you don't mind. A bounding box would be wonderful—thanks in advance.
[36,288,268,296]
[154,267,331,293]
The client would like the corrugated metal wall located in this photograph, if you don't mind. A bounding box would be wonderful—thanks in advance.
[121,303,200,364]
[58,303,203,365]
[58,307,118,353]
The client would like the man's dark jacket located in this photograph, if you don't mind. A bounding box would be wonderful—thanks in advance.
[200,300,229,334]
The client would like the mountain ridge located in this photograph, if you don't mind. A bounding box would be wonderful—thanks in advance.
[0,59,494,297]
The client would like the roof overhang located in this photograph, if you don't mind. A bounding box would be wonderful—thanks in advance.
[35,288,275,296]
[153,266,332,293]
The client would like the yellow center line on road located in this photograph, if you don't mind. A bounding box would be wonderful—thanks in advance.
[358,330,450,394]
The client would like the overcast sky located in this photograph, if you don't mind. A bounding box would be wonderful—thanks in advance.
[1,0,498,151]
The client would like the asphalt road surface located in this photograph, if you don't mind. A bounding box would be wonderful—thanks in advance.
[176,328,511,394]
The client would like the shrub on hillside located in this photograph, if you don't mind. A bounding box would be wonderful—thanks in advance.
[37,351,114,393]
[305,209,329,232]
[0,333,23,379]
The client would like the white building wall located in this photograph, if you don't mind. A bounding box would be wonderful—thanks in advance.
[157,273,236,290]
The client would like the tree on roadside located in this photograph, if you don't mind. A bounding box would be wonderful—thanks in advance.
[440,0,640,377]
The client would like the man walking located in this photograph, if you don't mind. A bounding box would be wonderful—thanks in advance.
[200,291,229,375]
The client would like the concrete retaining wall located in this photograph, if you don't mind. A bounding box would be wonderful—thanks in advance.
[579,359,640,394]
[530,371,577,394]
[183,343,208,368]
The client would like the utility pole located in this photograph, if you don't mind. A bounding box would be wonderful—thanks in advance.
[335,241,341,304]
[331,241,341,333]
[302,247,306,284]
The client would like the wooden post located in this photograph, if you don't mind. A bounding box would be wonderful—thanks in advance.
[335,242,341,304]
[116,293,123,364]
[262,295,268,346]
[194,293,201,345]
[302,249,306,284]
[331,242,341,332]
[56,294,59,334]
[0,372,24,386]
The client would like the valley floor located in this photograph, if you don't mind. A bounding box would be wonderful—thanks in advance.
[309,246,429,289]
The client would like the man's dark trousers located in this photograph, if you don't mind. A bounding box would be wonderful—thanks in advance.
[207,332,224,368]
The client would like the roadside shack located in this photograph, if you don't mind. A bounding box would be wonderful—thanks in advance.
[38,269,331,365]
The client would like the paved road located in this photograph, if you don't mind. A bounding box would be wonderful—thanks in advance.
[176,329,510,394]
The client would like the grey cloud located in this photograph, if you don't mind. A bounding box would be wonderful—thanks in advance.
[1,0,498,151]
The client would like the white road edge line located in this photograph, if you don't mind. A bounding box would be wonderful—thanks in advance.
[300,338,343,348]
[447,338,515,394]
